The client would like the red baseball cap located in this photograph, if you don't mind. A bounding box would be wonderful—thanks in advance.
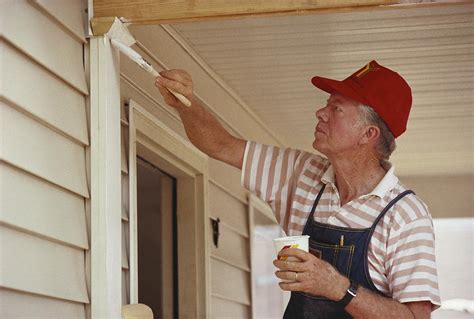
[311,60,412,138]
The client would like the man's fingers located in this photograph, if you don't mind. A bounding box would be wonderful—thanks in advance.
[156,84,175,100]
[156,83,186,109]
[278,248,311,262]
[159,69,192,86]
[273,259,305,272]
[156,76,192,97]
[154,69,194,109]
[278,281,305,292]
[275,270,299,281]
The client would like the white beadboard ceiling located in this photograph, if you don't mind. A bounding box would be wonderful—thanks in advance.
[171,4,473,177]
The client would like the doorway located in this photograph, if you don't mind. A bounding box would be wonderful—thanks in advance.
[128,101,209,317]
[136,157,178,318]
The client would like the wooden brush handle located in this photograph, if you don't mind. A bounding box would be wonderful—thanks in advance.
[151,70,192,107]
[167,87,192,107]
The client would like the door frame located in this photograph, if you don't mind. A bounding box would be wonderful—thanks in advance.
[127,99,210,318]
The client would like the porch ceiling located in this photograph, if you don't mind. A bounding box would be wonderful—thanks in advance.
[169,3,473,177]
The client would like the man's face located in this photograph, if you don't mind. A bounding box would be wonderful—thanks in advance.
[313,94,365,157]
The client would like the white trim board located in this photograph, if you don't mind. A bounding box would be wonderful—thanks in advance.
[89,36,122,319]
[126,100,210,317]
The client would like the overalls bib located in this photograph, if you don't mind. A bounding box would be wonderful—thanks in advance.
[283,185,414,319]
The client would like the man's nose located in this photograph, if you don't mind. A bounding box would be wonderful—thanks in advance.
[316,107,328,122]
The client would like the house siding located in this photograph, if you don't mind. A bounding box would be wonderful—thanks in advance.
[0,1,90,318]
[121,121,131,306]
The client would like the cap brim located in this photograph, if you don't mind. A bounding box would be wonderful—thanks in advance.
[311,76,370,106]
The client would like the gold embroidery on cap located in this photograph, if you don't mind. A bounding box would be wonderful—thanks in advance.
[355,61,379,78]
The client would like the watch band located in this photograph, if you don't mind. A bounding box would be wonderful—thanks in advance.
[338,280,359,308]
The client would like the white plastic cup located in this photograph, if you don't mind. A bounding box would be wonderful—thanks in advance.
[273,235,310,282]
[273,235,310,261]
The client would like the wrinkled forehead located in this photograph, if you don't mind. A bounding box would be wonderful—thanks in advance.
[328,93,361,107]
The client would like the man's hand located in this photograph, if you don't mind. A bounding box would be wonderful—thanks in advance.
[273,247,349,301]
[154,69,246,169]
[155,69,194,110]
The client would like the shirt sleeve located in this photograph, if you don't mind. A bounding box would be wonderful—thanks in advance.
[386,197,441,310]
[241,141,325,233]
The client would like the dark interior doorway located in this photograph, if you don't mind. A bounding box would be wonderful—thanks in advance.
[136,157,178,318]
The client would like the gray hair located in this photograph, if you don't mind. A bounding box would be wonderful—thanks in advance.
[358,105,396,164]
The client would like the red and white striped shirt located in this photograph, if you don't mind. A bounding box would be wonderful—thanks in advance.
[242,141,441,308]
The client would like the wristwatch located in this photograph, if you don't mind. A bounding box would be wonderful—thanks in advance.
[338,280,359,308]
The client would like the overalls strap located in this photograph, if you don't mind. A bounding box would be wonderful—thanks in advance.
[370,190,415,230]
[303,184,327,234]
[305,186,414,232]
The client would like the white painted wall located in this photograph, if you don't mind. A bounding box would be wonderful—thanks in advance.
[432,218,474,319]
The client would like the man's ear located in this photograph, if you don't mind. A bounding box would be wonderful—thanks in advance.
[359,125,380,145]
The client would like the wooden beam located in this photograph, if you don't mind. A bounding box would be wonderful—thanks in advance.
[93,0,404,25]
[90,16,116,36]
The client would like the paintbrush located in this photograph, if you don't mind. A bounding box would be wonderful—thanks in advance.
[106,18,191,107]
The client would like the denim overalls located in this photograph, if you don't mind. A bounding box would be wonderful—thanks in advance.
[283,184,414,319]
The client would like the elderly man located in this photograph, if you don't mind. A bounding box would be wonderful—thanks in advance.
[156,60,440,318]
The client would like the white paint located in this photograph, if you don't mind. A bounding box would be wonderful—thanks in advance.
[89,36,122,319]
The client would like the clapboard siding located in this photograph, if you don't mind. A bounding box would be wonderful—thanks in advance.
[0,226,89,303]
[211,258,251,306]
[122,270,130,306]
[121,102,128,124]
[122,173,130,221]
[1,102,89,198]
[211,296,250,319]
[0,288,86,319]
[121,122,131,305]
[121,126,129,173]
[1,42,88,145]
[209,183,249,237]
[0,163,88,250]
[122,221,130,270]
[1,0,88,94]
[209,159,247,203]
[208,174,252,317]
[210,222,250,271]
[32,0,86,43]
[0,1,89,317]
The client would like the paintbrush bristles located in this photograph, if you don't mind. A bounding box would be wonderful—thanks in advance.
[104,17,192,107]
[106,18,135,47]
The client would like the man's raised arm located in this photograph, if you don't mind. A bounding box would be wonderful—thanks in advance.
[155,69,246,169]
